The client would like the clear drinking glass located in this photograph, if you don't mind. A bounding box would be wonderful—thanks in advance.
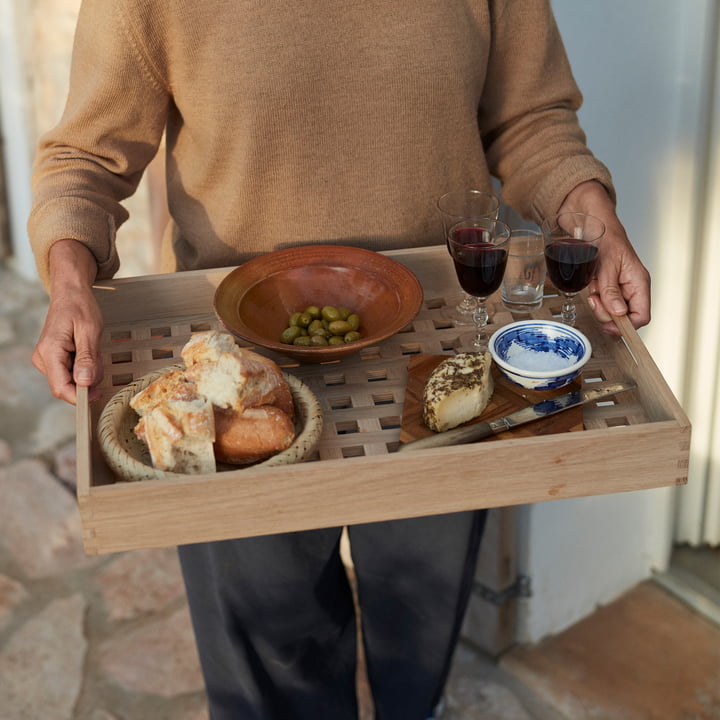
[437,190,500,324]
[501,228,546,313]
[447,218,511,351]
[542,212,605,326]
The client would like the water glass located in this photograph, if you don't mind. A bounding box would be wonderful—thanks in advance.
[501,228,546,313]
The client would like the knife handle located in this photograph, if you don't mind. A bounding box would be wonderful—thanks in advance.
[397,421,495,452]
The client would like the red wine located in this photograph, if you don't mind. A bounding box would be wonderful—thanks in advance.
[450,228,508,298]
[544,240,598,293]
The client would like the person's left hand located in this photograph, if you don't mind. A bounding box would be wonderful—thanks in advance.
[557,181,650,335]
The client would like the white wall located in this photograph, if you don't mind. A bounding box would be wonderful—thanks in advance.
[516,0,712,642]
[1,0,156,280]
[0,0,36,278]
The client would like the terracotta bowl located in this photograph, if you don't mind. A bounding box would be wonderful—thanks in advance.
[213,245,424,362]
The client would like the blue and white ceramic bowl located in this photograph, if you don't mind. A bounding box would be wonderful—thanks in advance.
[488,320,591,390]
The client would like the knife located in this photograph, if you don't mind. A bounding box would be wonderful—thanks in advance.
[396,381,635,452]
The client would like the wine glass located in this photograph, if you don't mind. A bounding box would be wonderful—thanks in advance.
[542,212,605,326]
[447,218,511,351]
[437,190,500,324]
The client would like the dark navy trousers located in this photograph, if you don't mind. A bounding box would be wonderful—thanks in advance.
[178,509,486,720]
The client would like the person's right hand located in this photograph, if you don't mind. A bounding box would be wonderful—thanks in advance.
[31,240,104,405]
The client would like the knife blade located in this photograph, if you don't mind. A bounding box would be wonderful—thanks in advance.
[396,381,635,452]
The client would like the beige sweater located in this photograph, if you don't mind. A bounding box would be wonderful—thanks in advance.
[29,0,613,287]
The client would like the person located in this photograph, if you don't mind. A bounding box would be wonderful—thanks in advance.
[27,1,651,718]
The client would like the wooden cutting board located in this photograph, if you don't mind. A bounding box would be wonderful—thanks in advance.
[400,354,584,445]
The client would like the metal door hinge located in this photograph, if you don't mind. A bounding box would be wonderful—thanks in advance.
[473,574,532,606]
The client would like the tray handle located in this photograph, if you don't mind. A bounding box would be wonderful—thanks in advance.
[76,385,92,498]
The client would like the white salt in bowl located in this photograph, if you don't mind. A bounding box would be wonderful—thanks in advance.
[488,320,591,390]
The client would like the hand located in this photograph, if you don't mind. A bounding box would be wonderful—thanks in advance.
[557,181,651,335]
[31,240,104,405]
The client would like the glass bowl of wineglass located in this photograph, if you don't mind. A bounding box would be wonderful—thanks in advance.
[447,218,511,351]
[437,190,500,325]
[542,212,605,326]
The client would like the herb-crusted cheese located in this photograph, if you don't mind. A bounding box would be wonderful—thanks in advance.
[422,352,494,433]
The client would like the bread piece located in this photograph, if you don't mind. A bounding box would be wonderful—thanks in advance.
[181,330,241,367]
[185,348,292,415]
[134,396,216,474]
[213,405,296,465]
[423,352,494,433]
[129,369,197,416]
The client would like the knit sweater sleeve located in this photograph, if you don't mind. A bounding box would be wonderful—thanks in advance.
[479,0,615,223]
[27,1,169,288]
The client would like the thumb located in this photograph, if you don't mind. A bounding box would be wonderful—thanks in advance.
[73,348,100,387]
[597,281,628,318]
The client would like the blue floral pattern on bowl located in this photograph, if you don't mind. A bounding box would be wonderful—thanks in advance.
[488,320,592,390]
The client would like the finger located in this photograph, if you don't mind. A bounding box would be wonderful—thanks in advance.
[596,281,629,319]
[73,349,99,387]
[624,282,652,330]
[586,295,624,337]
[598,276,651,331]
[43,351,80,405]
[586,294,613,324]
[31,345,47,377]
[72,320,104,388]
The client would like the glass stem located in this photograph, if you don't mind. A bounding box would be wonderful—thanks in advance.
[472,300,489,350]
[561,295,577,326]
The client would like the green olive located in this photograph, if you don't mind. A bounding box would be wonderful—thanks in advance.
[337,306,351,320]
[321,306,341,323]
[280,326,302,344]
[309,334,329,346]
[328,335,345,346]
[347,313,360,331]
[308,319,327,336]
[344,331,362,343]
[296,312,313,328]
[293,335,312,346]
[304,305,321,320]
[289,312,303,327]
[328,320,353,336]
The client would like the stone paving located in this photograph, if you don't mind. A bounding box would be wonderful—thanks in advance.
[0,265,209,720]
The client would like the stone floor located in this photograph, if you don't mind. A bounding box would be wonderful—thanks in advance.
[1,262,719,720]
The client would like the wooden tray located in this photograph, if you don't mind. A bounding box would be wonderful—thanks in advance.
[76,245,691,555]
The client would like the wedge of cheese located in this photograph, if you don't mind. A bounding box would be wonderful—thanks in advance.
[422,352,494,433]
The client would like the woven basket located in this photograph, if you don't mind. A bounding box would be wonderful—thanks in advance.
[98,365,324,482]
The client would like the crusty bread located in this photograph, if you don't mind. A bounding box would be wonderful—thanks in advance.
[131,330,296,473]
[180,329,242,367]
[185,348,292,415]
[129,368,197,416]
[423,352,494,433]
[213,405,295,465]
[134,396,216,474]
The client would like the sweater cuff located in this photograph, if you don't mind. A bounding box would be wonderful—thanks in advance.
[530,156,616,227]
[28,196,121,289]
